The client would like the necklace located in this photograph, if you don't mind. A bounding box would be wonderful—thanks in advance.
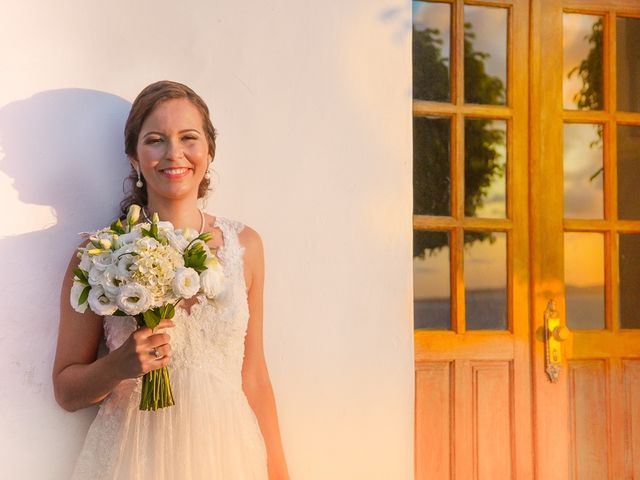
[141,206,206,234]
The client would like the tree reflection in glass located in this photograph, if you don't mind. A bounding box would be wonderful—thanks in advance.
[465,119,507,218]
[464,6,507,105]
[564,14,604,110]
[413,116,451,218]
[412,1,451,102]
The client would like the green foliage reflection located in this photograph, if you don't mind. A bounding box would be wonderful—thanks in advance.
[413,22,506,258]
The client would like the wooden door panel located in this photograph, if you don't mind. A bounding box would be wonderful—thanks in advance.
[622,360,640,477]
[472,361,514,480]
[415,363,452,479]
[568,361,611,480]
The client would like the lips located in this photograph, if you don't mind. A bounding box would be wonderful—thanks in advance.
[160,167,191,179]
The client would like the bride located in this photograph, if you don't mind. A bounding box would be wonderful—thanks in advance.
[52,80,290,479]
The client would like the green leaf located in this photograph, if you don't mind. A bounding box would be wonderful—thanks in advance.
[73,268,89,285]
[110,218,126,234]
[143,309,161,330]
[158,303,175,320]
[78,286,91,306]
[111,309,127,316]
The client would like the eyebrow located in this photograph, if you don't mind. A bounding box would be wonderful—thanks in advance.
[142,129,201,137]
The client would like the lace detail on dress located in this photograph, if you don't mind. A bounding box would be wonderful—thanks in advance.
[71,216,267,480]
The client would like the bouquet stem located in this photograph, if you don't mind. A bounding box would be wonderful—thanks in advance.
[139,366,175,411]
[136,311,176,411]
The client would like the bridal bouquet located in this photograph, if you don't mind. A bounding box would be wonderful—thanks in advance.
[70,204,225,411]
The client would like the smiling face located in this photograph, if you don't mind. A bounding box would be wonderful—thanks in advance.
[133,98,210,203]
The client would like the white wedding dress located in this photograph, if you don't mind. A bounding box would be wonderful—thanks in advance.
[71,217,268,480]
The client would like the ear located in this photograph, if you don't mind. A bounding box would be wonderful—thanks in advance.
[128,157,139,172]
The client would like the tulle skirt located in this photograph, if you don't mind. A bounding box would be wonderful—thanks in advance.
[71,368,268,480]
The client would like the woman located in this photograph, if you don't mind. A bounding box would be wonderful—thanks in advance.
[52,80,290,479]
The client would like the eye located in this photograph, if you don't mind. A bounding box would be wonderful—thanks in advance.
[144,137,163,145]
[183,135,198,141]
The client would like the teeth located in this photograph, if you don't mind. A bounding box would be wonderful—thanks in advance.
[163,168,188,174]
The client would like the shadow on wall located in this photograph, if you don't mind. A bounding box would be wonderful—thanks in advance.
[0,89,131,478]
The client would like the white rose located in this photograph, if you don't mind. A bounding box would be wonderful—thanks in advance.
[70,282,88,313]
[200,266,225,298]
[172,267,200,299]
[88,285,118,316]
[116,282,152,316]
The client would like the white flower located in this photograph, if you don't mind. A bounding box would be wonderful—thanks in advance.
[156,221,174,231]
[200,266,225,298]
[88,266,105,287]
[91,252,114,271]
[70,282,88,313]
[126,204,141,227]
[79,252,91,271]
[165,229,189,252]
[88,285,118,316]
[178,227,199,242]
[172,267,200,299]
[116,282,152,316]
[137,236,160,250]
[114,245,136,278]
[118,230,142,245]
[102,264,122,300]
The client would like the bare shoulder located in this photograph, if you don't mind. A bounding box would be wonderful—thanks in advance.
[238,223,264,256]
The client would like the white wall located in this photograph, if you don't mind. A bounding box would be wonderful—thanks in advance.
[0,1,414,478]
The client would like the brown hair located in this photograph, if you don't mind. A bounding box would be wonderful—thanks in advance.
[120,80,217,216]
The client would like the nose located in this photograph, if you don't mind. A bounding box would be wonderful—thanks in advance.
[165,138,184,161]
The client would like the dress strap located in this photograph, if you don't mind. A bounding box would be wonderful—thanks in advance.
[213,217,246,275]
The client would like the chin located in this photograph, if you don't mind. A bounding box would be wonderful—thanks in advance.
[149,185,200,202]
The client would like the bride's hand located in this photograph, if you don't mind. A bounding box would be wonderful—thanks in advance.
[112,319,175,379]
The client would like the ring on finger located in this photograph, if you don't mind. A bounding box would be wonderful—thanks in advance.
[151,347,161,359]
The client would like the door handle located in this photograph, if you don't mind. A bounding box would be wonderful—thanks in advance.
[544,299,569,382]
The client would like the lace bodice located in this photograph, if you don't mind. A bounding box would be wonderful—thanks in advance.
[103,216,249,390]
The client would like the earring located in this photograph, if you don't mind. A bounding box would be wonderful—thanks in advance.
[135,167,144,188]
[204,161,211,180]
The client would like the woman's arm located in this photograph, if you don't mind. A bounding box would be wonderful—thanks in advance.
[52,249,174,412]
[240,226,290,480]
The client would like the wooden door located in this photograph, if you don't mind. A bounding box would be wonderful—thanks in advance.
[531,0,640,478]
[414,0,640,478]
[412,0,533,477]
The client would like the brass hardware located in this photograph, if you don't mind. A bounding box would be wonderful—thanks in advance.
[544,300,568,382]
